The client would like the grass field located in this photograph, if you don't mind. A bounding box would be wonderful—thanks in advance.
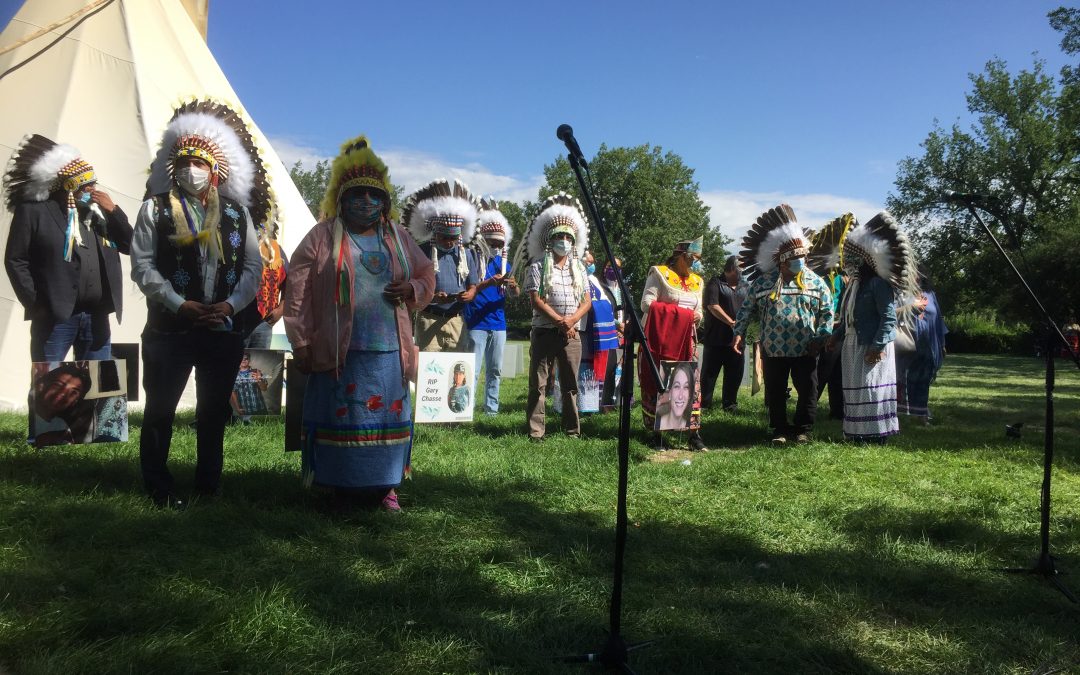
[1,352,1078,674]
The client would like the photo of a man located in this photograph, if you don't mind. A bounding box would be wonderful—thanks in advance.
[29,360,128,447]
[447,361,470,413]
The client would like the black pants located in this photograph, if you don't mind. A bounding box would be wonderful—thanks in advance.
[700,343,744,409]
[762,354,818,435]
[140,328,244,499]
[815,347,844,419]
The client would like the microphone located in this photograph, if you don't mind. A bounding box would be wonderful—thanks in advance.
[943,190,989,202]
[556,124,587,167]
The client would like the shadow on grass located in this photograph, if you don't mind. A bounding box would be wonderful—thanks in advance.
[0,449,962,674]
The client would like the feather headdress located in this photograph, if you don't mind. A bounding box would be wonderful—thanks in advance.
[512,192,589,274]
[838,211,920,327]
[809,213,857,276]
[738,204,809,283]
[512,192,589,300]
[147,99,266,209]
[320,135,394,220]
[4,134,102,261]
[469,196,513,275]
[842,212,918,294]
[3,134,96,211]
[402,179,478,244]
[401,179,477,280]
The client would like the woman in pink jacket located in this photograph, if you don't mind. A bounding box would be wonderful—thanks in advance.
[284,136,434,511]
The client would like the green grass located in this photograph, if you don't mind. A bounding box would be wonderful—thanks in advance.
[1,352,1078,674]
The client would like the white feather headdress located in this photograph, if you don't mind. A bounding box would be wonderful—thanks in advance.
[146,99,267,213]
[512,192,589,273]
[401,179,478,244]
[401,179,477,280]
[469,196,513,265]
[4,134,93,209]
[842,212,918,294]
[739,204,810,282]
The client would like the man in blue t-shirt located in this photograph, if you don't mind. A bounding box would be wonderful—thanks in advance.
[464,217,519,414]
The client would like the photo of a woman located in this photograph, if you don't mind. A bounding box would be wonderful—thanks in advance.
[655,361,696,431]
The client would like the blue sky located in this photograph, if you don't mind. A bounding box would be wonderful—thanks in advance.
[1,0,1073,241]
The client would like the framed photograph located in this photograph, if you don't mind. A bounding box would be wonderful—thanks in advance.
[654,360,700,432]
[29,360,128,447]
[230,349,285,416]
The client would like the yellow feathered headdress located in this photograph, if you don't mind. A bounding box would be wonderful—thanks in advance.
[320,135,395,221]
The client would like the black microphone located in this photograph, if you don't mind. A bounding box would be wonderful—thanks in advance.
[556,124,587,167]
[944,190,989,202]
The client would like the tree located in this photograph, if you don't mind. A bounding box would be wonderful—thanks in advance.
[289,160,329,219]
[887,10,1080,322]
[538,144,729,299]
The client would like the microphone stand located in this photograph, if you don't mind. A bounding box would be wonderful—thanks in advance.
[956,197,1078,603]
[558,140,665,672]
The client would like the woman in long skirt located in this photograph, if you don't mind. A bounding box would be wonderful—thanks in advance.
[284,136,434,510]
[827,213,917,443]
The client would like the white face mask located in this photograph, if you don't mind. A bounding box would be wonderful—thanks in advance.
[175,166,211,195]
[551,239,573,257]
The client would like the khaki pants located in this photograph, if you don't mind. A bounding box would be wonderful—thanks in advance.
[415,312,467,352]
[526,326,582,438]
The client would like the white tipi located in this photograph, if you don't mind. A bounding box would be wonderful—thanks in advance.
[0,0,315,408]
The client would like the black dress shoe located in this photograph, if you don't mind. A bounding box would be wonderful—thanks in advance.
[151,493,187,511]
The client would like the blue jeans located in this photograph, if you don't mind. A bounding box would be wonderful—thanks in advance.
[30,311,112,362]
[246,321,273,348]
[469,328,506,413]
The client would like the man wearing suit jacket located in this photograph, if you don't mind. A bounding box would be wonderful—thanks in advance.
[4,135,132,362]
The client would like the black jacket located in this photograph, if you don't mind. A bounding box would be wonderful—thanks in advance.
[5,198,133,322]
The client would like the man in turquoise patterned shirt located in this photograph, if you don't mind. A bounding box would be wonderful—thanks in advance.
[733,206,833,445]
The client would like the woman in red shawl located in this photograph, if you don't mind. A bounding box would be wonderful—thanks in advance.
[639,236,707,451]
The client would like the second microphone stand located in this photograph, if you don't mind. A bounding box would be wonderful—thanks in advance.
[957,197,1077,603]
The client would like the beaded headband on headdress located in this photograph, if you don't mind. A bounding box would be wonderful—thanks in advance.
[172,134,225,176]
[57,159,96,193]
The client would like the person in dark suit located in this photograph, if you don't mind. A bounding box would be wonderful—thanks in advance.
[3,135,132,362]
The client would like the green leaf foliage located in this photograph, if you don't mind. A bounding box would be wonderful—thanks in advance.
[539,144,731,296]
[888,9,1080,324]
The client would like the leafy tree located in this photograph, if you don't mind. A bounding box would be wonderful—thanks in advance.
[538,144,730,299]
[888,9,1080,323]
[289,160,329,219]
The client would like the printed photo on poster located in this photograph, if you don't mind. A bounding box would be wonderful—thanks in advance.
[552,362,600,414]
[414,352,475,423]
[654,360,700,431]
[230,349,285,416]
[29,360,128,448]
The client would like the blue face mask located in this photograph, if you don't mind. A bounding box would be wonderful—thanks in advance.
[788,258,804,273]
[586,263,596,275]
[342,193,383,227]
[690,260,704,274]
[78,191,92,205]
